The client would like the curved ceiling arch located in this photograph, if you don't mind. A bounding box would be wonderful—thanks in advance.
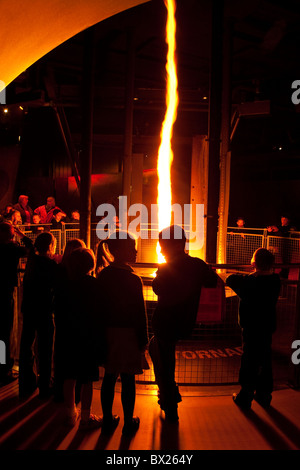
[0,0,149,91]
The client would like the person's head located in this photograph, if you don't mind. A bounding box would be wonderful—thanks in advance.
[236,218,245,228]
[71,210,80,221]
[96,230,137,272]
[251,248,275,272]
[281,215,290,226]
[66,248,95,279]
[62,238,86,264]
[18,195,29,207]
[46,197,56,209]
[11,210,22,225]
[32,214,41,224]
[34,232,56,257]
[53,209,65,222]
[0,222,15,243]
[4,204,13,215]
[158,225,186,261]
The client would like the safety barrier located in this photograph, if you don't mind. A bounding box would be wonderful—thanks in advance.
[132,272,300,387]
[11,224,300,388]
[226,230,265,265]
[16,224,300,268]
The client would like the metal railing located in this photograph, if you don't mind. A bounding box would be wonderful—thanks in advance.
[11,224,300,388]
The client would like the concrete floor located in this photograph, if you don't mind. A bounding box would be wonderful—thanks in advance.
[0,379,300,452]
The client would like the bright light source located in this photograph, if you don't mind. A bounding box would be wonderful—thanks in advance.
[156,0,178,264]
[3,108,8,113]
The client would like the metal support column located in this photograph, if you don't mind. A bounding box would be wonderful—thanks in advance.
[122,30,135,206]
[217,17,233,265]
[206,0,224,264]
[80,27,95,248]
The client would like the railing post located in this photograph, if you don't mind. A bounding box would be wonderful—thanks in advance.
[290,276,300,389]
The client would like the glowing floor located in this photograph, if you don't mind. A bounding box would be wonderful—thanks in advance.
[0,379,300,451]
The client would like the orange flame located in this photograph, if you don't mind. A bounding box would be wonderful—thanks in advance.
[156,0,178,263]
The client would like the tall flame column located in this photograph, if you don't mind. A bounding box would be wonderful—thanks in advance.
[156,0,179,262]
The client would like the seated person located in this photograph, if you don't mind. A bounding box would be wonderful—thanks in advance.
[51,209,67,230]
[67,210,80,229]
[2,204,14,221]
[10,210,23,226]
[30,214,45,234]
[34,197,63,224]
[69,210,80,224]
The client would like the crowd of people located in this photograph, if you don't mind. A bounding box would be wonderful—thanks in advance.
[231,214,297,235]
[0,217,282,435]
[0,195,80,231]
[230,214,297,279]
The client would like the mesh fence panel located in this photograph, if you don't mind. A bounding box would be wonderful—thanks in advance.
[226,232,264,265]
[267,235,300,264]
[132,277,299,386]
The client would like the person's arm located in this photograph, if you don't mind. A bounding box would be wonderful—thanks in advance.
[152,265,172,296]
[135,277,149,350]
[200,260,219,288]
[152,266,163,295]
[13,226,34,254]
[225,274,246,297]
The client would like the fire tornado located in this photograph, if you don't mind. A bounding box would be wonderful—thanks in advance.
[156,0,178,263]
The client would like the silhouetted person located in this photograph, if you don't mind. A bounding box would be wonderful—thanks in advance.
[226,248,281,409]
[0,223,33,384]
[62,248,103,431]
[97,231,148,436]
[19,232,58,398]
[149,225,218,422]
[53,238,86,403]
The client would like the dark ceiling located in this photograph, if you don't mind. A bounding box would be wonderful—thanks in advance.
[6,0,300,132]
[2,0,300,224]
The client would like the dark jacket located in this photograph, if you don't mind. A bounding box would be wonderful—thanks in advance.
[226,272,281,341]
[13,203,34,225]
[97,263,148,350]
[63,274,104,363]
[152,253,218,341]
[0,236,32,292]
[21,254,58,318]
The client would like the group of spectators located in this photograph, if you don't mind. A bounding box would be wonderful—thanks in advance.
[0,195,80,231]
[232,214,297,236]
[0,221,220,434]
[0,221,281,433]
[230,215,297,278]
